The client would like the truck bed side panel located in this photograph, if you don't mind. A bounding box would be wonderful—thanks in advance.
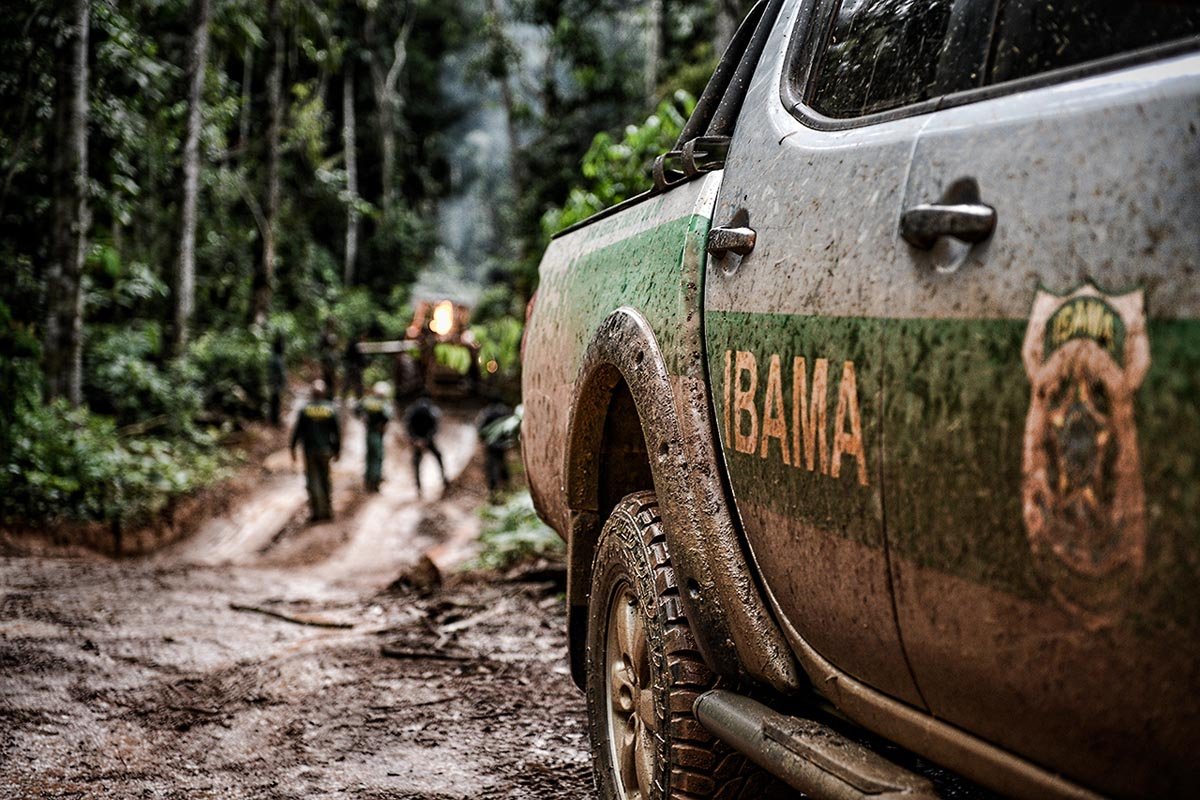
[522,174,723,535]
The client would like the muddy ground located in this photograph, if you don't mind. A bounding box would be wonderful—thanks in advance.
[0,407,594,799]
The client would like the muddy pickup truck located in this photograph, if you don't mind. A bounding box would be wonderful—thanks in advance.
[521,1,1200,798]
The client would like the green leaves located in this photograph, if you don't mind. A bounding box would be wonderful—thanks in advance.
[472,315,523,379]
[185,327,271,419]
[473,491,564,571]
[541,89,696,237]
[0,396,230,526]
[434,342,473,374]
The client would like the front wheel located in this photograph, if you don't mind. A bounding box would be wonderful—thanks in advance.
[585,492,772,800]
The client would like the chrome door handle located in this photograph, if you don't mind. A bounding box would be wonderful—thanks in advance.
[900,202,996,249]
[708,226,756,258]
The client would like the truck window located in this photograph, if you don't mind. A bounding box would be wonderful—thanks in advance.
[807,0,982,118]
[988,0,1200,85]
[801,0,1199,123]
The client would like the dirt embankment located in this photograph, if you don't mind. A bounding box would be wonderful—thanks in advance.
[1,406,593,799]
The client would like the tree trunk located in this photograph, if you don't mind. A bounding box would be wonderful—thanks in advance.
[0,12,41,223]
[253,0,284,324]
[173,0,211,354]
[485,0,522,203]
[342,61,359,285]
[367,2,415,213]
[379,106,395,212]
[498,74,521,196]
[43,0,90,405]
[238,44,253,159]
[715,0,738,55]
[644,0,663,102]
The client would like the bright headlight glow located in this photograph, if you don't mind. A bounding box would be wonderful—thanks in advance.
[429,300,454,336]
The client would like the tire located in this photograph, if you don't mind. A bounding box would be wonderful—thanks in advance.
[585,492,783,800]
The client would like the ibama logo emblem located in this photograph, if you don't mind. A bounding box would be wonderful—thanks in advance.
[1021,283,1149,622]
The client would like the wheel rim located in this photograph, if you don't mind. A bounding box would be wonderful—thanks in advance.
[605,582,658,800]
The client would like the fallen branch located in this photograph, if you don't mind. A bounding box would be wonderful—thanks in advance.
[437,602,509,635]
[229,602,354,629]
[117,414,171,437]
[368,694,457,711]
[379,645,475,662]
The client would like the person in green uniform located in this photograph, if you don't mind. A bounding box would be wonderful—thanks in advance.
[356,381,392,492]
[290,379,341,521]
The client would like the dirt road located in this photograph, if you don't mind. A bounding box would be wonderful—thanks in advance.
[0,409,593,799]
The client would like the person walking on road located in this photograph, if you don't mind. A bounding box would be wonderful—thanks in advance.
[403,393,447,498]
[356,381,392,493]
[476,400,516,502]
[290,379,341,521]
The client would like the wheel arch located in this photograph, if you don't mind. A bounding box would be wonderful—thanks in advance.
[563,358,656,688]
[562,307,801,693]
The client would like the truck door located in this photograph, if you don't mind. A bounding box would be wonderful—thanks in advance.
[703,0,931,706]
[870,2,1200,795]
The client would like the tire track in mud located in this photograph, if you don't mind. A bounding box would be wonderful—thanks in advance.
[0,409,594,799]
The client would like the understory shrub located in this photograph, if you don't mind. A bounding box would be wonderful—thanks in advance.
[472,491,564,570]
[1,398,230,526]
[85,322,203,428]
[185,328,270,419]
[3,302,233,527]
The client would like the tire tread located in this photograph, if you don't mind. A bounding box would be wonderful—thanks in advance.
[587,492,788,800]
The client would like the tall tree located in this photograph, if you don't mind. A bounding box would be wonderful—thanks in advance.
[342,58,360,284]
[366,0,415,212]
[238,43,253,160]
[715,0,737,55]
[174,0,212,353]
[715,1,754,56]
[484,0,523,201]
[644,0,663,101]
[43,0,90,404]
[253,0,284,323]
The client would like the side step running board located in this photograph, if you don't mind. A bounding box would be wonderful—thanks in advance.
[694,690,939,800]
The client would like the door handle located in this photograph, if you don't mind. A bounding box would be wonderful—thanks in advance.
[708,225,756,258]
[900,203,996,249]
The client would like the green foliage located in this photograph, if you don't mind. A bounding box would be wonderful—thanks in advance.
[362,361,392,391]
[0,300,42,456]
[2,298,236,525]
[472,315,523,379]
[472,491,564,571]
[434,342,473,375]
[357,204,437,299]
[472,283,521,325]
[287,82,330,168]
[480,404,521,448]
[374,286,417,340]
[329,287,383,338]
[663,42,719,101]
[185,328,270,419]
[541,90,696,237]
[0,0,734,533]
[0,398,230,526]
[85,322,203,428]
[2,311,231,526]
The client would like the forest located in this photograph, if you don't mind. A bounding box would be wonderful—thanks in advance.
[0,0,753,530]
